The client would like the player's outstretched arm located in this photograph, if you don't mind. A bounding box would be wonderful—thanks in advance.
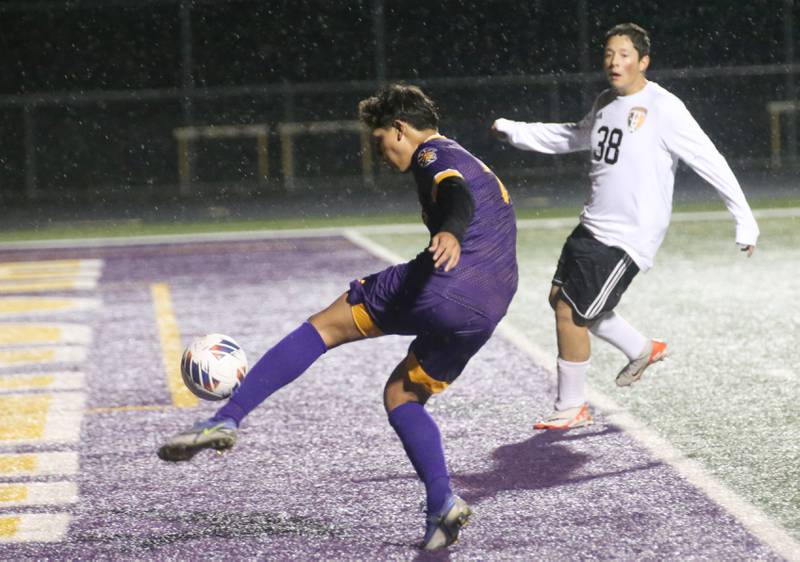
[490,116,592,154]
[659,97,760,252]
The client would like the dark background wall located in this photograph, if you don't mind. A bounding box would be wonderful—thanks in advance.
[0,0,797,209]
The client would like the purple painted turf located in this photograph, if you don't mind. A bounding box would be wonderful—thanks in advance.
[0,238,781,560]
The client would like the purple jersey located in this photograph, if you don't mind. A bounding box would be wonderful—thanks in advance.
[346,134,518,392]
[411,135,518,320]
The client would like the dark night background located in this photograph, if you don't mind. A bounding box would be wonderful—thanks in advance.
[0,0,797,219]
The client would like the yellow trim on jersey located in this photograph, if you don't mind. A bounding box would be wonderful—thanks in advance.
[496,176,510,204]
[433,169,463,184]
[431,169,464,202]
[406,353,449,394]
[423,133,446,142]
[351,303,382,338]
[477,159,510,204]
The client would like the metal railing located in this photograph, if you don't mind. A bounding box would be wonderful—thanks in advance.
[1,64,798,201]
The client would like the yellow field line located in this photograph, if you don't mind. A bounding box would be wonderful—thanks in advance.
[150,283,197,408]
[0,515,19,538]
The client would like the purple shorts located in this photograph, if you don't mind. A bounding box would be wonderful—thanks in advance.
[346,254,503,393]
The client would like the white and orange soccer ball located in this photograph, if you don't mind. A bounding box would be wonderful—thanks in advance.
[180,334,248,401]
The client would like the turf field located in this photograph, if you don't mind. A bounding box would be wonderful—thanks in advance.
[0,209,797,559]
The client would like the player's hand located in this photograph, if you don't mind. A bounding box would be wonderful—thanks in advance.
[491,120,509,141]
[740,244,755,257]
[429,232,461,272]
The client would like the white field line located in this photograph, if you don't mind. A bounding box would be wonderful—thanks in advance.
[0,297,101,318]
[0,452,79,477]
[0,346,88,368]
[0,223,423,250]
[2,207,798,250]
[0,371,86,393]
[342,230,409,264]
[0,481,78,507]
[0,513,71,543]
[0,323,92,347]
[343,228,800,562]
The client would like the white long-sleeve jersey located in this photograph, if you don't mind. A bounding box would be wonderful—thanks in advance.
[494,81,759,271]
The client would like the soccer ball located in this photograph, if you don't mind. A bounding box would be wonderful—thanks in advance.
[180,333,248,401]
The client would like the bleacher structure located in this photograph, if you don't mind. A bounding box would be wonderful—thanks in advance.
[173,120,374,193]
[173,124,270,195]
[767,100,800,167]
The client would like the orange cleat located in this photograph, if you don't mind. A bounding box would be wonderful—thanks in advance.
[533,402,594,430]
[615,339,668,387]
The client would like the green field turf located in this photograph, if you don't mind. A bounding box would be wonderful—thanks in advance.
[365,212,800,541]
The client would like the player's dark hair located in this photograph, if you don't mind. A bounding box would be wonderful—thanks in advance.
[358,83,440,131]
[605,22,651,59]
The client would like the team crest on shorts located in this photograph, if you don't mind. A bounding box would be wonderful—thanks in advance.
[417,147,438,167]
[627,107,648,133]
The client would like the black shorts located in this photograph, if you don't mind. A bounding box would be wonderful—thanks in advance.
[552,224,639,321]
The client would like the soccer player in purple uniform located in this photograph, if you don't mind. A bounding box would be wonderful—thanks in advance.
[158,84,518,550]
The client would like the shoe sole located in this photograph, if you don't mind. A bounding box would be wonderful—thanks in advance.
[447,506,472,545]
[533,403,594,430]
[157,434,236,462]
[533,415,594,430]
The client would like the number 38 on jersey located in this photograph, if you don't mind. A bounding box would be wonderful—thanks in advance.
[593,126,623,164]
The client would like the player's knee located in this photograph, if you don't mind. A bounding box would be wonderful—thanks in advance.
[555,298,584,326]
[554,296,571,318]
[383,375,430,414]
[556,300,590,327]
[308,295,363,349]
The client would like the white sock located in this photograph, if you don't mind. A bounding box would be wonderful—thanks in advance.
[555,357,590,410]
[589,311,648,360]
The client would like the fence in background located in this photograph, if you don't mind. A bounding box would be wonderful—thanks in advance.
[0,0,797,204]
[1,64,798,203]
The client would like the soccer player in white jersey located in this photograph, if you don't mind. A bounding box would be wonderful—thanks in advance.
[492,22,760,429]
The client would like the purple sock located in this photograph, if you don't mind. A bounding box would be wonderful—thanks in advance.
[388,401,452,514]
[213,321,327,426]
